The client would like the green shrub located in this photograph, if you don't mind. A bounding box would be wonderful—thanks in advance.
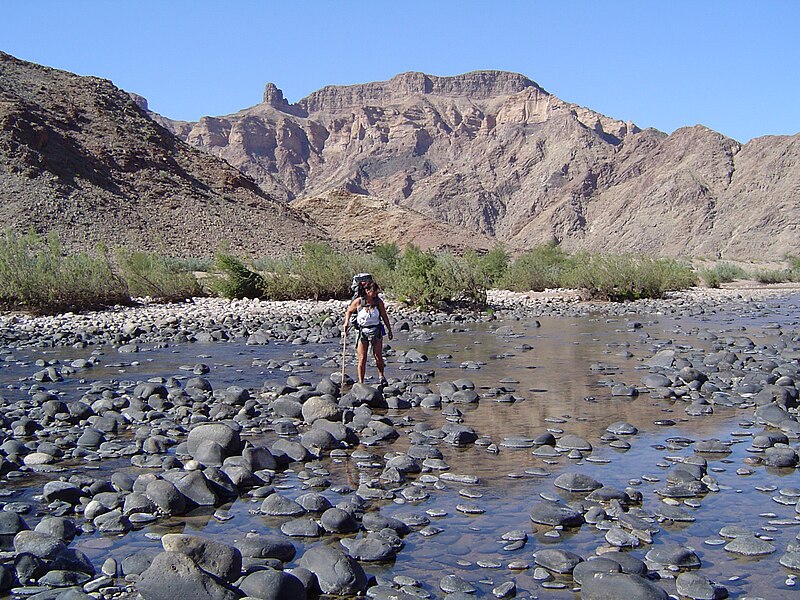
[699,267,722,289]
[712,262,747,282]
[752,269,788,284]
[499,242,574,291]
[0,230,129,313]
[212,253,265,299]
[116,251,203,301]
[393,245,441,307]
[390,246,490,309]
[567,254,697,301]
[374,242,400,271]
[476,245,510,287]
[786,255,800,282]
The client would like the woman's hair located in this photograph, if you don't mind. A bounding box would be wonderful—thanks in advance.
[362,280,379,293]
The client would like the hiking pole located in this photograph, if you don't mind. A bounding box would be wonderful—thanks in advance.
[340,327,347,394]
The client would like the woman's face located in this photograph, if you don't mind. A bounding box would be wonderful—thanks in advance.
[365,285,378,297]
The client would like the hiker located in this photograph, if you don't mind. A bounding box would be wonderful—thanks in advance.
[343,280,393,385]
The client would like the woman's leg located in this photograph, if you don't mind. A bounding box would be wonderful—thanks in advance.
[356,337,368,383]
[372,336,385,381]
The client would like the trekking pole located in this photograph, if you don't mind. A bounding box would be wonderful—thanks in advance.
[340,328,347,393]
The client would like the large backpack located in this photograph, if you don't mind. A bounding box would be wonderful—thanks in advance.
[349,273,373,332]
[350,273,373,299]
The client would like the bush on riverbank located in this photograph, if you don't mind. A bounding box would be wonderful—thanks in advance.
[699,262,748,288]
[117,251,205,301]
[567,254,697,301]
[0,230,130,313]
[0,232,706,313]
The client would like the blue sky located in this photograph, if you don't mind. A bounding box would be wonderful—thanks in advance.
[1,1,797,143]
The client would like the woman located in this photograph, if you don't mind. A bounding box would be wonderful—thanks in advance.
[343,280,393,385]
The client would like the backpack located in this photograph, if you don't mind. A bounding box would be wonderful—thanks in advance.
[349,273,373,332]
[350,273,373,299]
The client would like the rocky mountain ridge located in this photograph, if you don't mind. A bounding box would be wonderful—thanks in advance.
[158,70,798,261]
[0,52,796,262]
[0,51,327,257]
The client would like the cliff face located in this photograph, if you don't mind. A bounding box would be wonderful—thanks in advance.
[157,69,798,261]
[0,52,326,257]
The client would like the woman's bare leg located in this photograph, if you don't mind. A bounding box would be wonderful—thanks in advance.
[373,337,385,381]
[357,338,368,383]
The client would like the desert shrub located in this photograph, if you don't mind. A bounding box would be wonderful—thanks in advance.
[374,242,400,271]
[0,230,129,313]
[712,262,747,282]
[391,246,489,309]
[212,253,265,299]
[698,267,722,289]
[291,243,352,300]
[567,254,697,301]
[699,261,747,287]
[393,245,445,308]
[786,255,800,281]
[476,245,510,287]
[499,242,575,291]
[116,251,203,301]
[752,269,788,284]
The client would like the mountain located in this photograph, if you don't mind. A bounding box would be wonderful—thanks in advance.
[292,188,497,253]
[0,51,327,257]
[161,71,799,261]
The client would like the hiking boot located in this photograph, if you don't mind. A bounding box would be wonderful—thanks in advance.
[379,377,388,387]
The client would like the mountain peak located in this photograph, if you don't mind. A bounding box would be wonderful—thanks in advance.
[297,70,545,113]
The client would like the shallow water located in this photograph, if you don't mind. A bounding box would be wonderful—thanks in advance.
[1,295,799,598]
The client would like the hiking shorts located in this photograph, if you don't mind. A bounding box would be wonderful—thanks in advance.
[358,325,384,345]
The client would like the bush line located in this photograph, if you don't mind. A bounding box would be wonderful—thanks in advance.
[1,230,797,314]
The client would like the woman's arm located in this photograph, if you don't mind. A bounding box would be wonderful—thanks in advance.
[343,299,359,334]
[378,298,393,340]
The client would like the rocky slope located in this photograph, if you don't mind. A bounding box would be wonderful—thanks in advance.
[161,71,799,261]
[292,188,497,253]
[0,52,327,257]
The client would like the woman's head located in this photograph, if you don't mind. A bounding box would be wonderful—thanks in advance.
[362,280,379,295]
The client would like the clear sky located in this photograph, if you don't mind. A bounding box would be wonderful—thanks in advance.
[1,1,797,143]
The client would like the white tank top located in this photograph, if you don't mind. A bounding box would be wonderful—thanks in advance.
[356,301,381,327]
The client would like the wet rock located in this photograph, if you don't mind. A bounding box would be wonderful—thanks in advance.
[320,507,359,534]
[297,545,366,596]
[135,551,240,600]
[556,434,592,452]
[779,549,800,570]
[723,534,776,556]
[533,548,583,574]
[529,501,583,527]
[675,572,729,599]
[260,494,306,517]
[33,517,76,543]
[13,531,66,559]
[42,481,85,505]
[281,517,322,537]
[580,572,668,599]
[645,544,701,569]
[238,567,307,600]
[145,479,187,515]
[236,533,296,563]
[160,534,242,582]
[764,445,799,468]
[439,573,476,594]
[340,535,396,561]
[571,557,622,584]
[554,472,602,493]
